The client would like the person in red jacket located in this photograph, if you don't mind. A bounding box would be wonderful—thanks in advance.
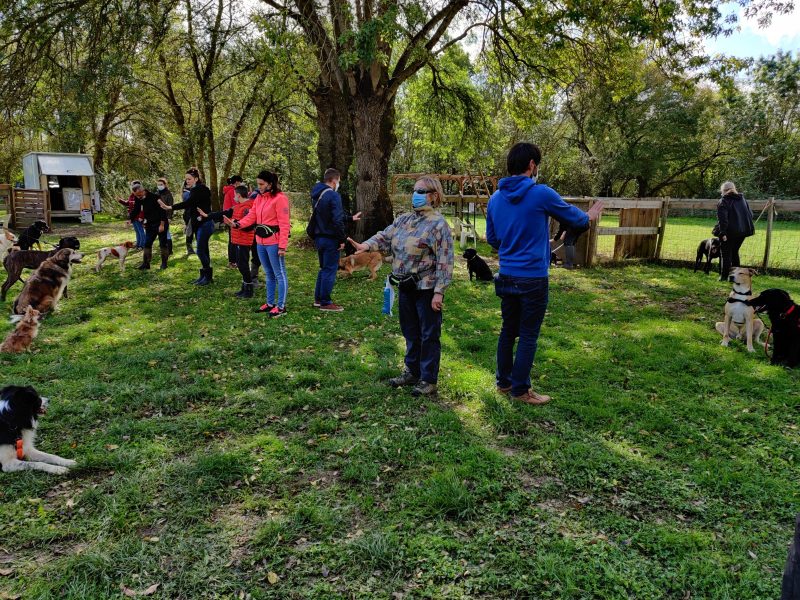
[222,175,242,269]
[199,185,257,298]
[117,181,145,249]
[228,170,290,318]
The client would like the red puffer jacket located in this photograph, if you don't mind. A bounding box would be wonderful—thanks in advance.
[222,185,236,211]
[230,199,255,246]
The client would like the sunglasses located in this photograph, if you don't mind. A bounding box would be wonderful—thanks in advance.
[414,188,432,194]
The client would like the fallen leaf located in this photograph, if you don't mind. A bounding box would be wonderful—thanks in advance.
[267,571,279,585]
[142,583,160,596]
[106,444,120,451]
[0,568,13,576]
[748,550,758,560]
[121,585,137,598]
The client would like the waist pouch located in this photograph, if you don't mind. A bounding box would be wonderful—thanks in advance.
[255,224,280,239]
[389,273,418,293]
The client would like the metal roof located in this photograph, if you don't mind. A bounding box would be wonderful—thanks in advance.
[36,154,94,176]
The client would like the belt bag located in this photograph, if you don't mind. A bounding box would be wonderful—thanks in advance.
[255,224,280,239]
[389,273,419,293]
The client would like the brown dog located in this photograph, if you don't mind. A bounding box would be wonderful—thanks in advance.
[338,251,383,280]
[12,248,83,318]
[716,267,765,352]
[1,226,18,260]
[95,241,136,273]
[1,305,41,353]
[1,237,81,301]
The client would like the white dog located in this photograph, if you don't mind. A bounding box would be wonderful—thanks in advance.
[1,222,18,259]
[0,385,77,475]
[96,241,136,273]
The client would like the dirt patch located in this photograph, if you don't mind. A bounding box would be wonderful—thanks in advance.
[212,503,264,566]
[520,473,563,491]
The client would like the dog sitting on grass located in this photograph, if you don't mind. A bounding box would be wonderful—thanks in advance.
[716,267,765,353]
[747,289,800,367]
[16,220,50,251]
[462,248,493,281]
[0,306,41,353]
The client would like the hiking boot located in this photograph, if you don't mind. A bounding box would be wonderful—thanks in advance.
[496,385,512,395]
[411,380,438,397]
[319,303,344,312]
[269,306,287,318]
[388,369,418,387]
[234,283,247,298]
[240,283,254,299]
[138,248,152,270]
[257,303,275,313]
[195,268,213,286]
[511,390,551,405]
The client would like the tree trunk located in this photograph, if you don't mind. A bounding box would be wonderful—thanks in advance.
[350,94,396,238]
[311,82,355,211]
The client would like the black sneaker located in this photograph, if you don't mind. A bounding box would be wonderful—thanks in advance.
[388,369,418,387]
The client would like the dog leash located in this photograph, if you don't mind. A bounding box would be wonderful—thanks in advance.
[764,327,772,358]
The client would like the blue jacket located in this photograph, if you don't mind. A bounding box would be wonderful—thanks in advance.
[310,182,346,242]
[486,176,589,278]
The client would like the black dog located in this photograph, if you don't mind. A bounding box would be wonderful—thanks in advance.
[16,220,51,251]
[694,237,721,274]
[747,289,800,367]
[1,237,81,300]
[462,248,493,281]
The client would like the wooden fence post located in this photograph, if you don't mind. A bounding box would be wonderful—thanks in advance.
[655,197,670,260]
[586,198,598,267]
[762,197,775,271]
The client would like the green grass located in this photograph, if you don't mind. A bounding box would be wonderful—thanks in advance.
[1,218,799,599]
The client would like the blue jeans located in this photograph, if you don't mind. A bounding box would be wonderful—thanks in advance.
[314,237,340,305]
[257,244,288,308]
[398,288,442,384]
[495,275,549,396]
[195,220,214,270]
[132,220,145,248]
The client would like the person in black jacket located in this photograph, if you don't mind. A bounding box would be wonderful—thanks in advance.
[309,168,361,311]
[717,181,755,281]
[156,177,174,256]
[160,167,214,285]
[129,183,169,270]
[551,219,589,269]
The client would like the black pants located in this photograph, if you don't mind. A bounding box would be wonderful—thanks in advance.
[227,227,236,263]
[235,244,259,283]
[720,234,746,277]
[184,219,194,245]
[144,223,169,250]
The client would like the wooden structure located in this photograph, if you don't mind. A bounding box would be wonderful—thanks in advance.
[6,188,52,229]
[22,152,98,221]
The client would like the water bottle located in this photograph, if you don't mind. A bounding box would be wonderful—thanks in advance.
[382,276,395,316]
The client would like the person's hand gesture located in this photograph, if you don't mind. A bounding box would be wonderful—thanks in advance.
[278,248,286,257]
[196,207,208,219]
[223,216,237,228]
[157,199,169,210]
[352,212,362,222]
[432,293,444,312]
[347,237,369,254]
[586,201,604,222]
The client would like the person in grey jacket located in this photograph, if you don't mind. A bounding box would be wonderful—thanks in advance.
[717,181,755,281]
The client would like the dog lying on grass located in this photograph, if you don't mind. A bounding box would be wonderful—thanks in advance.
[0,385,76,474]
[1,236,81,301]
[12,248,83,319]
[694,237,721,274]
[716,267,764,353]
[747,288,800,367]
[95,241,136,273]
[0,305,41,353]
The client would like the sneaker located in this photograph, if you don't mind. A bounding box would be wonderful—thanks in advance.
[411,380,438,397]
[319,303,344,312]
[269,306,287,318]
[496,385,512,395]
[388,369,418,387]
[256,303,275,313]
[312,301,321,308]
[511,390,551,405]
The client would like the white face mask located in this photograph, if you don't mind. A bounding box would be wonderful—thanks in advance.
[334,180,340,192]
[157,184,165,191]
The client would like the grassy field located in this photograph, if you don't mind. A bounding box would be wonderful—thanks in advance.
[1,216,799,599]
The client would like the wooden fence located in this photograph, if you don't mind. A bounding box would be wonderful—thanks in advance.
[1,187,51,229]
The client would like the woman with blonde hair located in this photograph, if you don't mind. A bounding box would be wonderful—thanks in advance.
[716,180,754,281]
[348,175,454,397]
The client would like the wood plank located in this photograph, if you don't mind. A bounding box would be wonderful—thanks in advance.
[597,226,660,236]
[590,199,663,210]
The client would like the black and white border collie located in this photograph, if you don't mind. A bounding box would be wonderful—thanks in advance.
[0,385,76,474]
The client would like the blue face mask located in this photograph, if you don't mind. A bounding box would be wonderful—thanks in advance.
[412,192,428,209]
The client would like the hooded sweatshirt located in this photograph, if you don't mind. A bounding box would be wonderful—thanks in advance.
[486,176,588,278]
[222,184,236,211]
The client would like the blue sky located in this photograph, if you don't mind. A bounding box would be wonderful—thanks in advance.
[705,2,800,58]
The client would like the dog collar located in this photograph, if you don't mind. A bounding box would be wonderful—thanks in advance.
[732,289,752,296]
[727,298,750,304]
[16,438,23,460]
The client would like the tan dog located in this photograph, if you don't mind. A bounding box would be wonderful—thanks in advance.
[716,267,765,352]
[12,248,83,319]
[96,241,136,273]
[1,224,18,259]
[338,251,383,280]
[1,306,41,353]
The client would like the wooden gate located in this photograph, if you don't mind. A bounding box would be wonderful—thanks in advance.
[9,188,51,229]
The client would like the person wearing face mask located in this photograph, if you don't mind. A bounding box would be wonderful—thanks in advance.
[308,168,362,311]
[227,170,291,317]
[129,182,170,270]
[161,167,213,285]
[118,181,146,249]
[486,142,604,406]
[348,176,454,397]
[223,175,243,269]
[156,177,174,256]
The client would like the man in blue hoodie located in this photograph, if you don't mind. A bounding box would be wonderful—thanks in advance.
[309,168,361,312]
[487,142,604,405]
